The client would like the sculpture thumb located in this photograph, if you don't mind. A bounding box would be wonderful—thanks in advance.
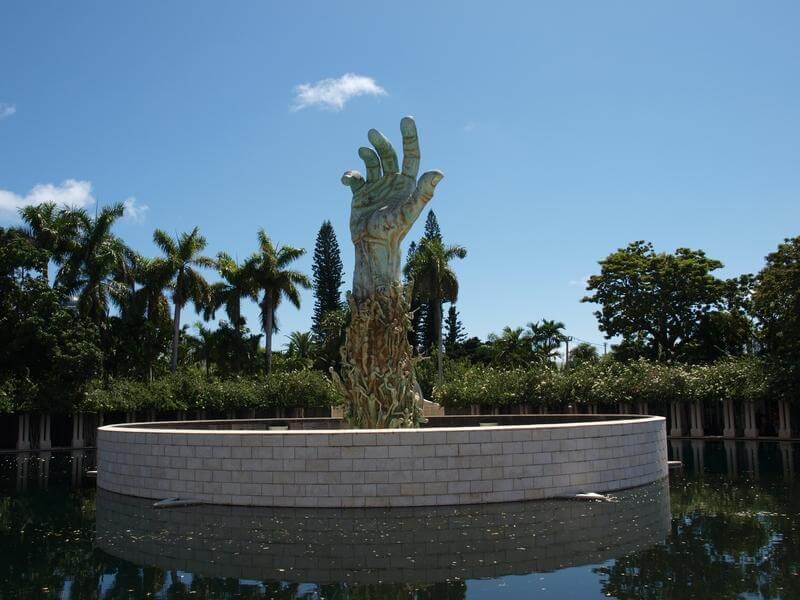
[416,170,444,203]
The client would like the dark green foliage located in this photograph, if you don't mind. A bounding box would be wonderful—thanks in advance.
[444,304,466,349]
[405,241,423,351]
[423,210,442,242]
[153,227,215,372]
[404,237,467,382]
[243,229,311,374]
[583,241,748,361]
[567,342,599,366]
[81,369,341,413]
[0,278,102,411]
[433,356,771,409]
[754,237,800,354]
[314,306,350,371]
[185,321,263,377]
[311,221,344,336]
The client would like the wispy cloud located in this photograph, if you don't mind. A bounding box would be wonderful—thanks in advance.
[0,103,16,120]
[292,73,387,111]
[463,121,477,133]
[569,275,590,287]
[0,179,95,217]
[122,197,149,223]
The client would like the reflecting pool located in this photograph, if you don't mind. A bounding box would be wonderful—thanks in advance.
[1,440,799,598]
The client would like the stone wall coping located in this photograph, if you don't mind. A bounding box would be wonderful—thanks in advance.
[99,415,663,436]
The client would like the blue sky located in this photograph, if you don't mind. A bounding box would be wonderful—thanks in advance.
[2,1,799,350]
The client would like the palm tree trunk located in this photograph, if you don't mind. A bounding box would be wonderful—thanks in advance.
[436,300,444,385]
[262,297,274,375]
[170,301,181,373]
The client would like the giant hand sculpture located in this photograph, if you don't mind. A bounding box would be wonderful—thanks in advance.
[332,117,442,428]
[341,116,443,302]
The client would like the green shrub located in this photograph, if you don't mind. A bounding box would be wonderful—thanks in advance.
[78,369,341,414]
[434,357,768,409]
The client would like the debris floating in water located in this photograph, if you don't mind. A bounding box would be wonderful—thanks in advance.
[153,497,203,509]
[567,492,617,502]
[85,470,97,478]
[668,460,683,469]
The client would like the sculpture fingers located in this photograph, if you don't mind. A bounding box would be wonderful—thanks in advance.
[368,128,399,175]
[400,116,420,179]
[358,147,381,183]
[341,170,365,192]
[413,170,444,204]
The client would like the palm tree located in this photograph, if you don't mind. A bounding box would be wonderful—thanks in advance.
[244,230,310,374]
[527,319,567,361]
[57,203,128,324]
[190,322,217,375]
[404,238,467,383]
[153,227,215,372]
[206,252,256,334]
[114,253,173,380]
[286,331,316,360]
[17,202,83,280]
[487,326,534,367]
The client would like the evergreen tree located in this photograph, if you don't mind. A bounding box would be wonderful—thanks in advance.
[444,304,466,349]
[419,210,442,351]
[311,221,344,336]
[405,241,424,351]
[423,210,442,242]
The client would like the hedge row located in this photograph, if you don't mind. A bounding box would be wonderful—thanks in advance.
[433,357,774,409]
[0,369,342,414]
[0,357,782,415]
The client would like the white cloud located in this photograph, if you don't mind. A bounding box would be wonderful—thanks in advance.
[569,275,590,287]
[122,197,149,223]
[0,103,15,120]
[0,179,95,217]
[292,73,387,111]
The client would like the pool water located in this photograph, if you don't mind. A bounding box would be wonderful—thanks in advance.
[0,440,798,599]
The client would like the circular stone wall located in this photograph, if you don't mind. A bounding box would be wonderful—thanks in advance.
[96,415,667,507]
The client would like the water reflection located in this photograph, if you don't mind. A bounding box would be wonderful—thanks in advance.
[96,480,670,584]
[2,443,800,598]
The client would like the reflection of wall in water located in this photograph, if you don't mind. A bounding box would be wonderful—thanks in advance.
[669,439,797,481]
[96,480,671,584]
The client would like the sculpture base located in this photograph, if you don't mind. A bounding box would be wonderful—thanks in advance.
[331,283,424,428]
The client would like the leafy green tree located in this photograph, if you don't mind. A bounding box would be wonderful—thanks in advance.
[314,305,350,371]
[0,278,102,410]
[244,230,310,374]
[753,236,800,356]
[153,227,215,373]
[753,236,800,392]
[583,241,726,360]
[404,237,467,383]
[311,221,344,336]
[678,274,755,363]
[0,226,48,284]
